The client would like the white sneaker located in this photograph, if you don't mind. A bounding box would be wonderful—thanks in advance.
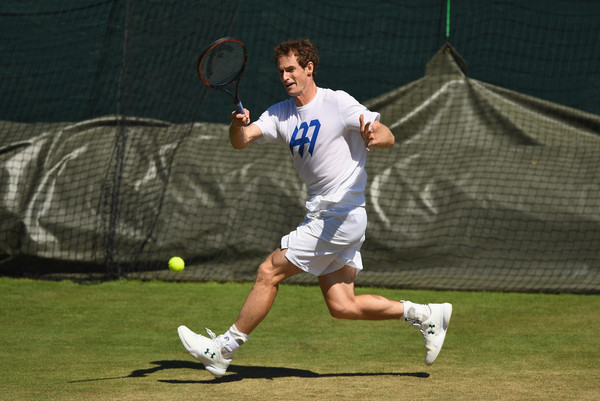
[405,303,452,365]
[177,325,232,378]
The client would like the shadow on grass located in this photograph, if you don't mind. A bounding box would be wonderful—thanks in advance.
[140,360,429,383]
[71,360,429,384]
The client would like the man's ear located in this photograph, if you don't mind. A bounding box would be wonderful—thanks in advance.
[306,61,314,77]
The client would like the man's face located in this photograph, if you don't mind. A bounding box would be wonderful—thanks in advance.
[276,52,313,98]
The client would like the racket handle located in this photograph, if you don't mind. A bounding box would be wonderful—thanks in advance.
[234,99,245,115]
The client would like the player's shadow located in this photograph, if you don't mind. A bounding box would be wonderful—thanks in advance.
[128,360,430,384]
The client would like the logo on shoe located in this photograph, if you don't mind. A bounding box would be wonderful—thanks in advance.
[428,324,435,334]
[204,348,216,359]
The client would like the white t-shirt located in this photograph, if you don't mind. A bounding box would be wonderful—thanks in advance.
[254,87,380,209]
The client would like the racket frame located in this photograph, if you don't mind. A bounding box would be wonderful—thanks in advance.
[197,37,247,114]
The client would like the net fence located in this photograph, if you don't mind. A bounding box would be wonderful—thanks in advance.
[0,0,599,292]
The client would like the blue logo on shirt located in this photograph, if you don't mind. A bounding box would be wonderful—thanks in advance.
[289,119,321,157]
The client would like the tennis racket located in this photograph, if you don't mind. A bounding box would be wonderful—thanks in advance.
[197,37,247,115]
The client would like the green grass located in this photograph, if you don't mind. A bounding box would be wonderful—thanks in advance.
[0,277,598,400]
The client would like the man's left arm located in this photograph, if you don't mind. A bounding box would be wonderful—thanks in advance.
[359,114,395,151]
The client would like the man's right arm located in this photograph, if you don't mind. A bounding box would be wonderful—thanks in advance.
[229,109,263,149]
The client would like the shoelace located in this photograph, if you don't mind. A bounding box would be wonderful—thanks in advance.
[205,328,224,345]
[405,317,422,329]
[206,328,234,359]
[407,313,438,339]
[404,307,427,329]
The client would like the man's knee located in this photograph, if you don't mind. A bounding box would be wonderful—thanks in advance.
[255,259,280,287]
[319,265,358,319]
[255,249,298,287]
[325,300,355,319]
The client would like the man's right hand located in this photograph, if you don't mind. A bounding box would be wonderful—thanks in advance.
[228,109,262,150]
[231,109,250,127]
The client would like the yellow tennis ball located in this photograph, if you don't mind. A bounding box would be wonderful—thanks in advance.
[168,256,185,272]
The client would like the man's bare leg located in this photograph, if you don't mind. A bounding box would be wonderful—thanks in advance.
[234,248,302,334]
[318,265,404,320]
[177,248,301,377]
[318,265,452,365]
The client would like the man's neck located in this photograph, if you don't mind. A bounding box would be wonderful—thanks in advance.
[293,83,318,107]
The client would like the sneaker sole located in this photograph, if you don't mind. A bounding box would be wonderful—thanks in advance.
[206,365,226,378]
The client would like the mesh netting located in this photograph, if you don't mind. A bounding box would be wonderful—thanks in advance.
[0,1,599,292]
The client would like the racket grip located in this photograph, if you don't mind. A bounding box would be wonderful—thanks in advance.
[234,99,245,115]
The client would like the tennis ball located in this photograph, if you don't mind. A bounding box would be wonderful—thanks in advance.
[168,256,185,273]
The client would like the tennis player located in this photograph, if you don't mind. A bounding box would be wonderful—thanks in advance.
[178,39,452,378]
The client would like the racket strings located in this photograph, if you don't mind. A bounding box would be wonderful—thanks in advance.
[200,42,245,87]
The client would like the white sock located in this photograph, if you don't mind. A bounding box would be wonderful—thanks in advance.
[223,324,250,353]
[402,301,429,323]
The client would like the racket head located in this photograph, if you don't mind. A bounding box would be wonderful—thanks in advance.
[197,37,247,90]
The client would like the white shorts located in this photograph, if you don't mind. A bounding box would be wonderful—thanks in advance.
[281,205,367,276]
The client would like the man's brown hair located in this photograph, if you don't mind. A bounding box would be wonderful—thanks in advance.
[273,39,320,75]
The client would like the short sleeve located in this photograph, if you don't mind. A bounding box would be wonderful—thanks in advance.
[336,90,380,130]
[254,107,279,143]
